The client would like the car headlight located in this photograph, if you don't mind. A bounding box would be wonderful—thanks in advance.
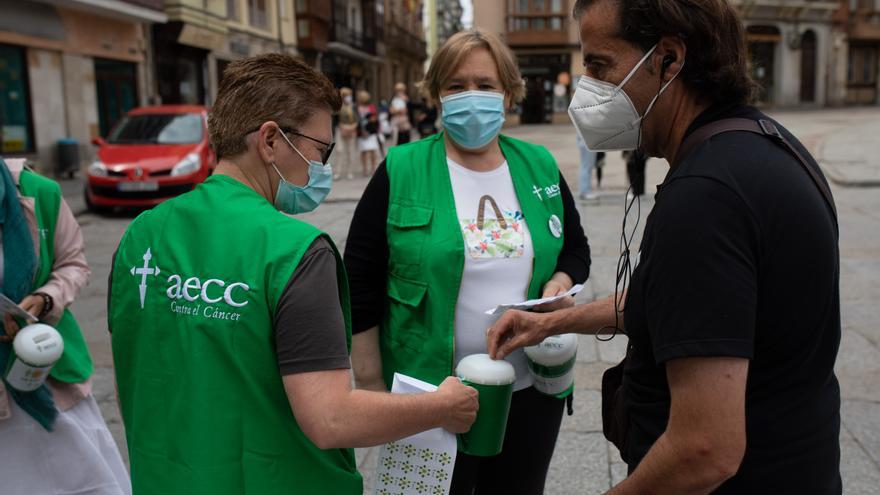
[171,152,201,177]
[88,160,107,177]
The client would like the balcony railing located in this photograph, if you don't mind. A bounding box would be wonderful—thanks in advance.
[386,22,427,58]
[331,22,377,54]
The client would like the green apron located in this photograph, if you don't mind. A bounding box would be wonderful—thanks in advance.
[381,132,566,388]
[19,170,92,383]
[109,174,361,495]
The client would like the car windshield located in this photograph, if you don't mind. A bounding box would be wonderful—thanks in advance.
[107,113,203,145]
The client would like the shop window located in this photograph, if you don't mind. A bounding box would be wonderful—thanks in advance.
[0,44,35,153]
[95,59,138,138]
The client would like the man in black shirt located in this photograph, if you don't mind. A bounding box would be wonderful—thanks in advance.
[487,1,841,494]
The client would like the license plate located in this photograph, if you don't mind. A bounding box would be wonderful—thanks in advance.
[118,181,159,192]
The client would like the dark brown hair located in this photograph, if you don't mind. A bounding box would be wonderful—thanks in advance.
[574,0,756,105]
[209,53,341,160]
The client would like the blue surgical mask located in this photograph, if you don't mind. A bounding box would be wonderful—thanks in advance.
[441,90,505,150]
[272,130,333,214]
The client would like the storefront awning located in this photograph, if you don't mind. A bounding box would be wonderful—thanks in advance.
[327,41,382,64]
[38,0,168,24]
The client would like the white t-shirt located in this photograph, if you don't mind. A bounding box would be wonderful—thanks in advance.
[448,158,535,391]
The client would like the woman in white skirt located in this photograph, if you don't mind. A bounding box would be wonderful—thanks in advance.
[357,90,381,176]
[0,158,130,495]
[335,87,359,180]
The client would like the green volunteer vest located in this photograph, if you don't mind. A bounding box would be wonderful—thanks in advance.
[381,132,566,387]
[109,174,361,495]
[18,170,93,383]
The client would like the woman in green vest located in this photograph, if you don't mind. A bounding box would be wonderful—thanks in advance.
[0,158,130,494]
[345,30,591,494]
[108,54,478,495]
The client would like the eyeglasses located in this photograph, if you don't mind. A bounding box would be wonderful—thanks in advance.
[248,125,335,165]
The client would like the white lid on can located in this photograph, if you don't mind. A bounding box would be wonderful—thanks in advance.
[12,323,64,367]
[456,354,516,386]
[524,334,578,366]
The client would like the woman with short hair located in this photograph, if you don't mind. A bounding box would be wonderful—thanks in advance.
[345,30,591,494]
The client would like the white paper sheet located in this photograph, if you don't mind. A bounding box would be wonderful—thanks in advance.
[0,293,37,323]
[484,284,584,316]
[374,373,457,495]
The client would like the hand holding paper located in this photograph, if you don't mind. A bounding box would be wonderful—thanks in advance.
[484,284,583,316]
[0,293,39,342]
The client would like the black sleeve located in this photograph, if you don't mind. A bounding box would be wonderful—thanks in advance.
[555,175,591,284]
[644,177,758,364]
[343,161,390,334]
[274,238,351,375]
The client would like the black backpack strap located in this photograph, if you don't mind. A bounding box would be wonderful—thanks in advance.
[675,118,838,221]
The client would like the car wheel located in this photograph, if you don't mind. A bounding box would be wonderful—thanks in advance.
[84,186,111,215]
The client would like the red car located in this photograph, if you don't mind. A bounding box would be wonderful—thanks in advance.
[85,105,215,211]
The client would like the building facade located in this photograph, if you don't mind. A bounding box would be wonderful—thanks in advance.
[843,0,880,104]
[424,0,463,65]
[382,0,427,101]
[0,0,166,172]
[153,0,299,108]
[731,0,842,107]
[473,0,578,124]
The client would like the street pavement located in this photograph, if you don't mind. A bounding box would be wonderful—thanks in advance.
[57,107,880,494]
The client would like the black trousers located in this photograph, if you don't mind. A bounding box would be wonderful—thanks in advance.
[626,151,647,196]
[449,386,565,495]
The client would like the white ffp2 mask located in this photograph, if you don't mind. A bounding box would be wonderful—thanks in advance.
[568,45,683,152]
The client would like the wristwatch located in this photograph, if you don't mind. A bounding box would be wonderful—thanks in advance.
[32,292,54,319]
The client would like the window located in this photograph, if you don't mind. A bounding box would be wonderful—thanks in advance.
[0,44,34,153]
[848,46,878,85]
[509,0,566,32]
[298,19,310,38]
[227,0,240,21]
[108,114,204,145]
[295,0,307,12]
[248,0,269,30]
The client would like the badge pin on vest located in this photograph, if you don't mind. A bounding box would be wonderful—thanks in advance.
[4,323,65,392]
[549,214,563,238]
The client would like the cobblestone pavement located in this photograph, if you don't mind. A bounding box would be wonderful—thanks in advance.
[65,107,880,494]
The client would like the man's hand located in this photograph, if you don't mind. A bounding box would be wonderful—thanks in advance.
[487,310,554,360]
[535,279,575,313]
[435,377,479,433]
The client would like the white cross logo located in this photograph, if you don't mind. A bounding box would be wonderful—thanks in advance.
[130,248,160,309]
[532,185,543,201]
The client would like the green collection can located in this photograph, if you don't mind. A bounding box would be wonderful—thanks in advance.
[455,353,516,457]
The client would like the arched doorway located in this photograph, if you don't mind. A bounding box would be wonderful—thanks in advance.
[800,30,817,103]
[746,25,781,105]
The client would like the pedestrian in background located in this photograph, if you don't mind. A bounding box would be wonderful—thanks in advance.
[357,90,381,176]
[623,148,647,197]
[390,82,412,145]
[334,87,358,180]
[0,158,129,495]
[108,53,477,495]
[344,29,590,495]
[415,98,439,137]
[576,128,598,200]
[490,0,841,493]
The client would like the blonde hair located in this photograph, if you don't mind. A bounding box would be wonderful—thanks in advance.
[421,29,525,105]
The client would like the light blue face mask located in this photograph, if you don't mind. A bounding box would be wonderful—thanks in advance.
[272,129,333,215]
[441,90,506,150]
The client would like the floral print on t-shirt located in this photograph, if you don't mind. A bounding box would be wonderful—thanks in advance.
[460,208,526,259]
